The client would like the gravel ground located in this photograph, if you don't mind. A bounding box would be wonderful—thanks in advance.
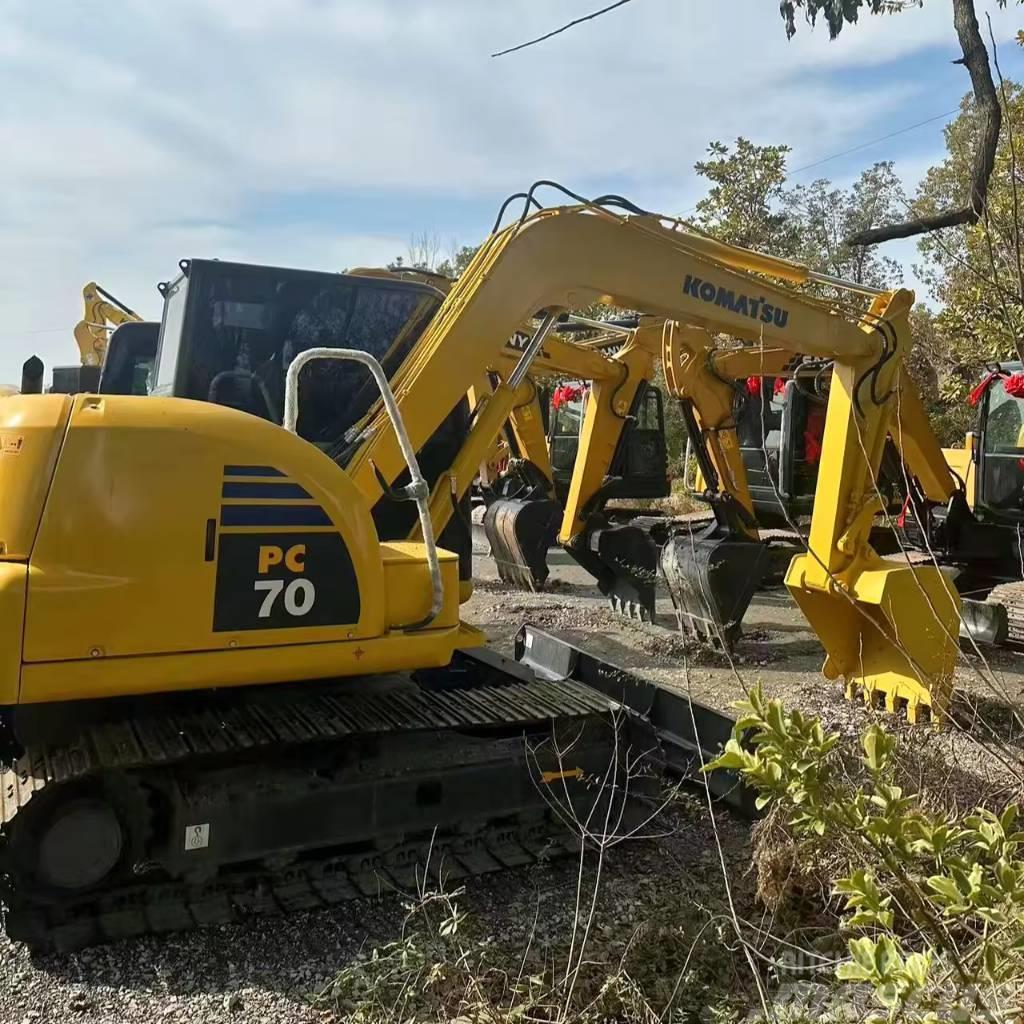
[2,532,1023,1023]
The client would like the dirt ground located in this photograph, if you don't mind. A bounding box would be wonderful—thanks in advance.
[465,528,1024,814]
[3,536,1024,1023]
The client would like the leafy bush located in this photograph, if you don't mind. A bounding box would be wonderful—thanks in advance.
[710,686,1024,1021]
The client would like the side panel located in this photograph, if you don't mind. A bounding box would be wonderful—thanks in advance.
[23,395,388,671]
[0,563,27,704]
[0,395,72,560]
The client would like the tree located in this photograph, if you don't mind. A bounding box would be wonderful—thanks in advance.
[779,0,1007,246]
[434,244,479,280]
[693,139,800,255]
[778,1,921,40]
[693,142,905,289]
[405,231,443,272]
[788,163,906,287]
[915,80,1024,388]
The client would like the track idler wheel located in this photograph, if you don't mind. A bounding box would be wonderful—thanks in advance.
[660,524,769,648]
[483,497,560,590]
[5,775,151,902]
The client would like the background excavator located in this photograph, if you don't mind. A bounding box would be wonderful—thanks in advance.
[0,190,965,953]
[479,318,669,590]
[690,359,1024,647]
[57,283,143,393]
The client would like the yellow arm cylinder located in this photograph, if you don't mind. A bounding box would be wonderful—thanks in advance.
[415,380,536,543]
[889,372,960,503]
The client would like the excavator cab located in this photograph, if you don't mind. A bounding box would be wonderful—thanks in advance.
[151,260,442,435]
[132,259,475,575]
[735,375,826,525]
[548,383,587,502]
[975,368,1024,519]
[548,382,668,501]
[99,322,159,395]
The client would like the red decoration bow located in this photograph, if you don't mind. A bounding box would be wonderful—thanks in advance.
[552,383,586,410]
[968,370,1024,406]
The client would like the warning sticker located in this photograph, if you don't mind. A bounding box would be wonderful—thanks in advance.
[1,435,24,455]
[184,823,210,851]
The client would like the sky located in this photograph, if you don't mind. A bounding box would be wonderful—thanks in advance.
[1,0,1022,385]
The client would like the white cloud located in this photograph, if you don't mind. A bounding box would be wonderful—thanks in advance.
[0,0,1018,381]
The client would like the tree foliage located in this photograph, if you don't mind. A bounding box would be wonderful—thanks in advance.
[789,163,906,287]
[694,139,799,254]
[778,1,922,40]
[916,80,1024,382]
[693,138,905,289]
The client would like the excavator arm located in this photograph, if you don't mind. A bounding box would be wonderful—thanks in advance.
[338,203,957,722]
[73,282,141,368]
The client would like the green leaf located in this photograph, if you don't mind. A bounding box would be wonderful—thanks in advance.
[927,875,961,902]
[705,740,749,772]
[765,699,786,737]
[849,936,879,973]
[875,981,900,1008]
[836,961,874,982]
[874,935,901,977]
[902,952,930,989]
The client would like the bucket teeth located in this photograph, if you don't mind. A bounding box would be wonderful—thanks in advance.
[609,595,651,622]
[565,520,662,623]
[660,526,770,650]
[483,498,560,590]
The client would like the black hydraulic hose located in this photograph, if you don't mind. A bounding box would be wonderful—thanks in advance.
[491,192,544,234]
[491,180,652,234]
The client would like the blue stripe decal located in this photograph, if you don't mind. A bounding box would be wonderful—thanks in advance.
[220,505,332,527]
[222,481,312,500]
[223,465,286,478]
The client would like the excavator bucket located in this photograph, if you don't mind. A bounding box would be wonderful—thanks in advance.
[660,522,770,648]
[565,517,666,621]
[785,554,959,724]
[483,497,561,589]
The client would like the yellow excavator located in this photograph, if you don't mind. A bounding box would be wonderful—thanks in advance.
[0,191,962,952]
[481,315,803,623]
[50,282,145,394]
[479,318,669,589]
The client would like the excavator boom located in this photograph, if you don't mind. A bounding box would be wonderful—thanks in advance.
[342,203,957,720]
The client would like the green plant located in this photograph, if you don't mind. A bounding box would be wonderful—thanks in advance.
[709,686,1024,1020]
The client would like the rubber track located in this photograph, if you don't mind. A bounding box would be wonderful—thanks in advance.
[1,674,613,828]
[6,811,581,953]
[989,581,1024,645]
[1,674,616,951]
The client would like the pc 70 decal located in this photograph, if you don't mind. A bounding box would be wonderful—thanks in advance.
[254,544,315,618]
[213,531,361,632]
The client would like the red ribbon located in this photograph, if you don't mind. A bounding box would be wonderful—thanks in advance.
[552,383,586,410]
[968,370,1024,406]
[804,431,822,464]
[745,376,760,396]
[773,377,787,397]
[896,493,912,529]
[1006,373,1024,399]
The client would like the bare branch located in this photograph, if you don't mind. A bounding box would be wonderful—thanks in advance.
[847,0,1001,246]
[491,0,637,58]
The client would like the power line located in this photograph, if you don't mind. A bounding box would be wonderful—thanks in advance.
[491,0,637,57]
[678,106,960,218]
[787,108,960,178]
